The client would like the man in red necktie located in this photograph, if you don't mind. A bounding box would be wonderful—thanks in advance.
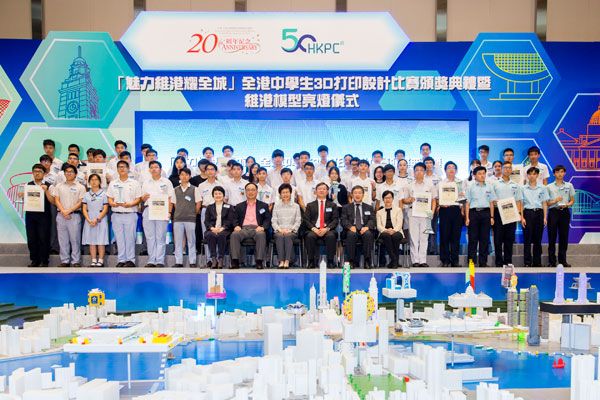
[303,183,339,268]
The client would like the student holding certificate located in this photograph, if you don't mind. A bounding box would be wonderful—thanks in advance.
[23,164,53,267]
[141,161,174,268]
[465,166,496,268]
[492,162,523,267]
[438,161,463,268]
[404,162,438,268]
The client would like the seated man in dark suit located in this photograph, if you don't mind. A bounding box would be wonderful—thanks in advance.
[303,182,338,268]
[341,186,376,268]
[230,182,271,269]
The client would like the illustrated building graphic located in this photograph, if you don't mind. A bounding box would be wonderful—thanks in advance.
[482,52,550,100]
[0,98,10,119]
[57,46,99,119]
[556,104,600,170]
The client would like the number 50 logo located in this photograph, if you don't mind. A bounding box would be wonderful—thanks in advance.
[281,28,316,53]
[187,33,219,53]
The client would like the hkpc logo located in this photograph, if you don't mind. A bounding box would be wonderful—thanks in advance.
[281,28,344,54]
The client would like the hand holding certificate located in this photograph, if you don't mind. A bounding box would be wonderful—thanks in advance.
[24,185,45,212]
[148,194,169,221]
[497,197,520,224]
[412,192,432,218]
[438,182,458,206]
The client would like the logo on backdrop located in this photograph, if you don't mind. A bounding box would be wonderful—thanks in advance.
[454,33,559,119]
[121,12,409,70]
[281,28,343,54]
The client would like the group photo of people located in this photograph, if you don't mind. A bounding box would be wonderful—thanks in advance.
[22,138,575,270]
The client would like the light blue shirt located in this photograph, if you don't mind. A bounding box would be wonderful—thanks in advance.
[546,181,575,209]
[466,181,496,209]
[493,178,523,202]
[522,184,549,209]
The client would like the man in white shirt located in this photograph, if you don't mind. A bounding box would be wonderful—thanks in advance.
[478,144,493,176]
[141,161,174,268]
[342,157,360,189]
[202,146,215,163]
[107,160,142,268]
[292,150,310,186]
[135,148,166,183]
[502,147,523,183]
[107,140,127,172]
[297,162,319,210]
[134,143,152,177]
[256,167,275,209]
[369,150,384,178]
[55,153,86,186]
[396,159,412,230]
[314,145,330,180]
[225,162,248,206]
[351,160,376,206]
[522,146,549,185]
[43,139,63,175]
[394,149,406,163]
[275,168,297,205]
[267,149,285,189]
[340,154,354,183]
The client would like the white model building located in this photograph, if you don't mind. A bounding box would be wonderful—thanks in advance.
[448,286,492,309]
[318,259,328,309]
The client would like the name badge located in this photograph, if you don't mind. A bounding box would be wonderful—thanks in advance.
[325,207,333,212]
[223,204,231,208]
[365,211,371,215]
[259,208,266,214]
[70,187,77,193]
[184,195,192,202]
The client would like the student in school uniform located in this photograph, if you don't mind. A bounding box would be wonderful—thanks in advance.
[546,165,575,267]
[522,146,549,185]
[297,162,319,210]
[478,145,493,176]
[141,161,174,268]
[370,150,385,178]
[256,167,275,210]
[134,143,152,176]
[43,139,63,175]
[465,166,496,268]
[438,161,464,268]
[204,186,235,269]
[55,153,86,186]
[315,145,330,180]
[107,160,141,268]
[492,161,523,267]
[405,162,438,268]
[225,162,248,206]
[82,174,109,267]
[50,164,86,267]
[107,140,127,172]
[171,168,199,268]
[351,160,376,207]
[397,159,412,232]
[23,164,53,267]
[521,167,549,268]
[423,156,441,256]
[267,149,285,189]
[274,168,297,205]
[375,164,402,211]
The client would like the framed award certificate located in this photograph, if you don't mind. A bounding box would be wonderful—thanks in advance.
[497,197,520,225]
[148,194,169,221]
[438,182,458,206]
[23,185,45,212]
[510,165,523,184]
[412,192,432,218]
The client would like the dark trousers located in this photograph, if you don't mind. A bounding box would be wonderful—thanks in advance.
[548,208,570,265]
[379,231,403,265]
[467,208,491,266]
[25,212,51,264]
[493,208,517,266]
[305,230,337,264]
[439,206,462,265]
[427,210,439,255]
[204,230,230,258]
[195,213,203,251]
[49,204,59,252]
[523,209,544,266]
[345,229,374,264]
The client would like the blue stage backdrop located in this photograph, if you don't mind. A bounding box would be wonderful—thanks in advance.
[0,13,598,245]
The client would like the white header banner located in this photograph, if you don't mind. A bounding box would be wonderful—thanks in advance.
[121,12,410,71]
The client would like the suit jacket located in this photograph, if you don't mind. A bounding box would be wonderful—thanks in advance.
[303,199,338,232]
[234,200,271,230]
[376,206,404,232]
[341,202,376,231]
[204,202,236,231]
